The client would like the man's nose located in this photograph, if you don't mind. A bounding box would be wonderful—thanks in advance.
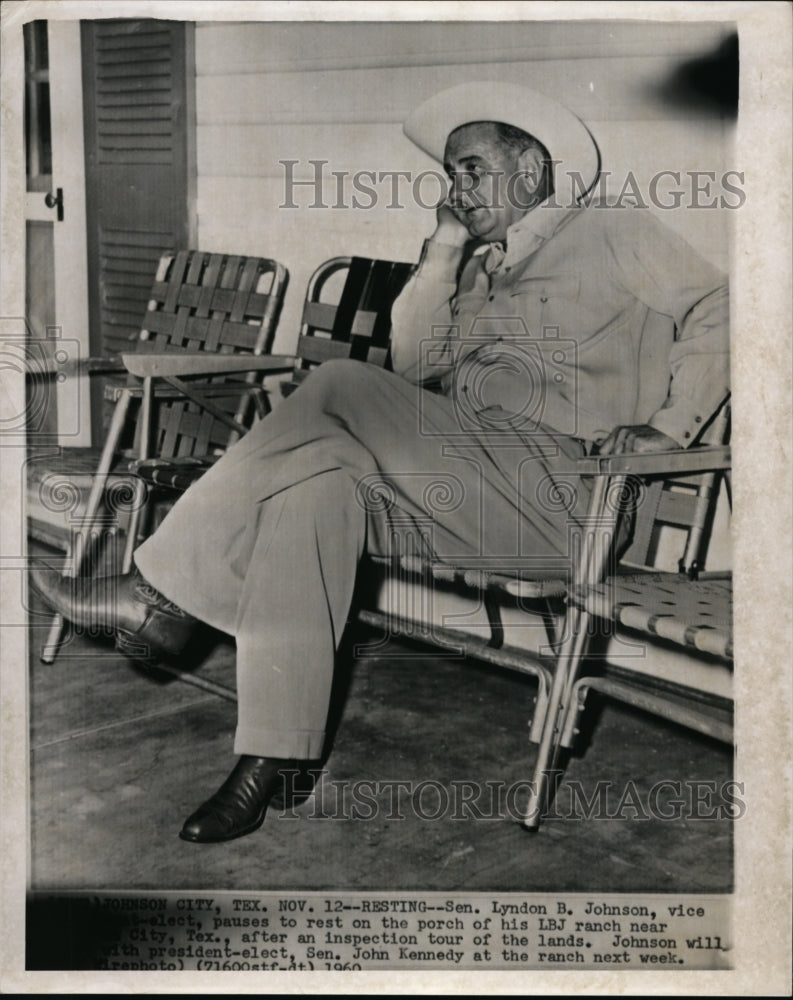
[450,174,479,208]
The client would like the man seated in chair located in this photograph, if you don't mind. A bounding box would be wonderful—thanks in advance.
[34,82,730,844]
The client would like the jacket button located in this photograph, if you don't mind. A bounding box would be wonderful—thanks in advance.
[488,294,495,301]
[695,415,702,423]
[683,431,691,439]
[540,295,548,303]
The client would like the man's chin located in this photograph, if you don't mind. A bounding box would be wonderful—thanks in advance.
[466,213,503,242]
[466,221,493,239]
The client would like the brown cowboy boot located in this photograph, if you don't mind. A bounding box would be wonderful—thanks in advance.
[30,565,197,660]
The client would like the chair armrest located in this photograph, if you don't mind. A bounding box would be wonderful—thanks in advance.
[25,355,128,376]
[120,352,296,378]
[576,445,731,478]
[103,381,270,403]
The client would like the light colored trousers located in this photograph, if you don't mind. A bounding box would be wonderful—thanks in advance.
[135,359,588,759]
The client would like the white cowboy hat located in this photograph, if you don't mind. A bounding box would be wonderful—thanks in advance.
[403,81,600,200]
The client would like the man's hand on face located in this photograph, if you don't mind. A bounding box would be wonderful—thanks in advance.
[595,424,681,456]
[432,199,473,248]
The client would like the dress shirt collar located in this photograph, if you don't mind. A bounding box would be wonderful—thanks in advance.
[483,197,583,274]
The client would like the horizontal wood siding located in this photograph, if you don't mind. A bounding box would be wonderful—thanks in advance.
[194,19,735,352]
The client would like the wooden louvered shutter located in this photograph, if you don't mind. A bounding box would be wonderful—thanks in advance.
[81,18,195,434]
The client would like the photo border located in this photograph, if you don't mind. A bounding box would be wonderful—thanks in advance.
[1,0,790,994]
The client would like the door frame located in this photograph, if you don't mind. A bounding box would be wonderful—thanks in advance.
[52,19,91,446]
[25,20,92,447]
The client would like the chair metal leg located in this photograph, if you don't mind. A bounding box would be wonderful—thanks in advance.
[520,473,625,829]
[121,377,153,573]
[40,613,67,665]
[522,603,591,827]
[38,390,133,664]
[120,477,150,574]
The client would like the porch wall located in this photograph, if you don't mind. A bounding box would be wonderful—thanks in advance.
[192,18,736,353]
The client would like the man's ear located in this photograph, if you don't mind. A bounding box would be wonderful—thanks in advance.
[516,147,545,195]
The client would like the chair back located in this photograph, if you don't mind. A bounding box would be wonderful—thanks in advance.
[287,256,415,389]
[136,250,288,458]
[619,399,731,576]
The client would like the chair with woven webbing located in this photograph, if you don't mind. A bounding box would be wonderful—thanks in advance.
[521,400,732,829]
[281,256,416,394]
[34,249,291,663]
[131,257,418,496]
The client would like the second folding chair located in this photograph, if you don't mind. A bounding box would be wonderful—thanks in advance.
[37,249,291,663]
